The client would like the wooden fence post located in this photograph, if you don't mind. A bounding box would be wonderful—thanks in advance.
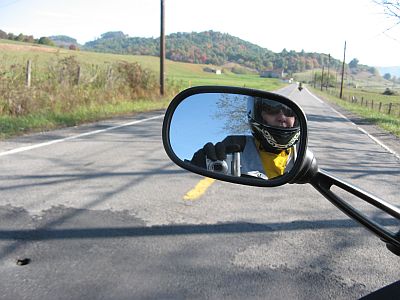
[75,66,81,85]
[371,100,374,110]
[106,66,113,89]
[25,60,32,88]
[379,102,382,112]
[388,103,392,115]
[59,66,65,84]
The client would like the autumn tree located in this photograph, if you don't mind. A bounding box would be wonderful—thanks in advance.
[349,58,359,69]
[38,37,55,46]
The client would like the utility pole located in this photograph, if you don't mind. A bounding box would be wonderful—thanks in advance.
[160,0,165,96]
[320,66,324,91]
[25,60,32,88]
[314,73,317,88]
[339,41,346,99]
[326,54,330,91]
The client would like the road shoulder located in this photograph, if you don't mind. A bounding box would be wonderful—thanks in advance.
[314,92,400,160]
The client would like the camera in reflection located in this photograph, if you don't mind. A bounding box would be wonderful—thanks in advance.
[206,153,241,176]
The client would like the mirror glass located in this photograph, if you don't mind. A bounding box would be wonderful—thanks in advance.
[169,93,301,181]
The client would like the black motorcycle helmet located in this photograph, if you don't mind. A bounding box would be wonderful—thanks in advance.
[247,96,300,153]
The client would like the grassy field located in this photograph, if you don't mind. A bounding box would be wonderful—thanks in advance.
[0,40,283,90]
[295,68,400,92]
[0,40,284,138]
[310,87,400,137]
[293,68,400,137]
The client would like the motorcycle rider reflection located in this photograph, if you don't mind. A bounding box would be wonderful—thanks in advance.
[190,97,300,180]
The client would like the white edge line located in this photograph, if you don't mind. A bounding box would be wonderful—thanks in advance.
[356,127,400,160]
[304,88,400,161]
[0,115,164,157]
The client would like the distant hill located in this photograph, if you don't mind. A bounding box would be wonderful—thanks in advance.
[49,35,80,48]
[83,30,345,74]
[378,66,400,78]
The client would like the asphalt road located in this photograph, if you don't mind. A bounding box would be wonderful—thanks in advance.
[0,85,399,299]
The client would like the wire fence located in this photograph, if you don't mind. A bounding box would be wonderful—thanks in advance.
[325,88,400,117]
[0,57,169,116]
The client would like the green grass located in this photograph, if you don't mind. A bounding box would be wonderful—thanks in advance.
[294,68,399,91]
[335,88,400,106]
[311,87,400,137]
[171,72,284,90]
[0,40,285,138]
[0,99,170,139]
[0,42,282,90]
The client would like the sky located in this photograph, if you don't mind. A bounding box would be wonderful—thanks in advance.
[170,93,250,160]
[1,0,400,67]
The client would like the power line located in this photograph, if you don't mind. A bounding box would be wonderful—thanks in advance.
[0,0,22,9]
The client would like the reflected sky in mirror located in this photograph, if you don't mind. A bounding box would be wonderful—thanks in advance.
[170,93,251,160]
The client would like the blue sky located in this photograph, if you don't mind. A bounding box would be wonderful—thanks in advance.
[170,93,250,160]
[1,0,399,66]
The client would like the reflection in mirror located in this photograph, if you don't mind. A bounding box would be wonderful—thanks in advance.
[170,93,301,181]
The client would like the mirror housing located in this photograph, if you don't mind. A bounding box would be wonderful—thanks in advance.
[162,86,310,187]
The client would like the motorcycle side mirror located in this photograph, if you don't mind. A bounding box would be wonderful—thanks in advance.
[163,86,400,256]
[162,86,310,187]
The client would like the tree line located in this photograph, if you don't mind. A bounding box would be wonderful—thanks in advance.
[0,29,55,46]
[1,29,380,76]
[84,30,346,74]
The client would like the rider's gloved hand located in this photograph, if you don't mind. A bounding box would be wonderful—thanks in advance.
[190,136,246,168]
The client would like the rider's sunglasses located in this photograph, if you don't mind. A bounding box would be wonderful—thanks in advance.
[262,103,295,117]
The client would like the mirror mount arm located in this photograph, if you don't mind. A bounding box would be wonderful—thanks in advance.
[290,149,319,184]
[309,168,400,256]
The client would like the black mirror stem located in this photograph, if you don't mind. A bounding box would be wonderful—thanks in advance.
[291,149,318,184]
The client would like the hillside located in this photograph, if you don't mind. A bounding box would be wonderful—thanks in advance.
[0,39,285,91]
[0,28,383,78]
[83,30,345,74]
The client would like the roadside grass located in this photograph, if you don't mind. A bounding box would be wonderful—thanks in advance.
[337,88,400,107]
[171,72,284,90]
[0,40,284,138]
[0,39,284,89]
[310,87,400,137]
[295,69,398,92]
[0,99,170,139]
[0,42,282,90]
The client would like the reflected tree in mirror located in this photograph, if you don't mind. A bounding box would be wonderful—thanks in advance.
[213,93,248,134]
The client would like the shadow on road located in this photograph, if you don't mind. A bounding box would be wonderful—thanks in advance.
[0,218,398,241]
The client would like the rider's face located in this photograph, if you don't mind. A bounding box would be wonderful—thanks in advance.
[261,110,295,128]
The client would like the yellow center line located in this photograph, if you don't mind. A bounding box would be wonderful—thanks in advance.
[183,177,216,201]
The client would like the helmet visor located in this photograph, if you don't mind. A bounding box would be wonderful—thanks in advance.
[257,99,299,128]
[261,101,296,118]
